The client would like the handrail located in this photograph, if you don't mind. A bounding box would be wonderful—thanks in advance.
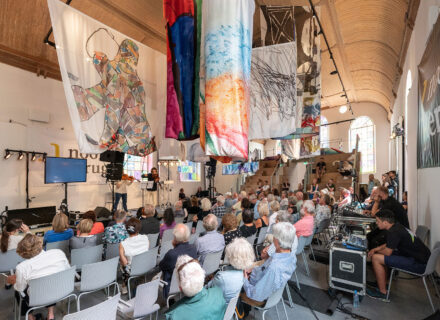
[270,158,283,190]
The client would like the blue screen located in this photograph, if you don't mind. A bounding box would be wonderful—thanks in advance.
[45,157,87,184]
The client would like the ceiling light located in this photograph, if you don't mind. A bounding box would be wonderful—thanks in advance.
[31,153,36,161]
[18,152,24,160]
[4,150,11,160]
[339,105,348,114]
[330,70,338,75]
[340,94,347,98]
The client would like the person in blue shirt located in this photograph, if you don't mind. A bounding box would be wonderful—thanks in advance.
[43,213,73,246]
[240,222,297,315]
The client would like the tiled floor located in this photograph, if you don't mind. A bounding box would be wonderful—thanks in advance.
[1,254,438,320]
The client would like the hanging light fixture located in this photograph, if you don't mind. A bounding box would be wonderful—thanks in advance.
[330,70,338,75]
[339,105,348,114]
[4,149,11,159]
[31,152,36,161]
[18,152,24,160]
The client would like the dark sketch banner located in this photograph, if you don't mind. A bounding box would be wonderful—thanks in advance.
[249,42,297,139]
[418,15,440,168]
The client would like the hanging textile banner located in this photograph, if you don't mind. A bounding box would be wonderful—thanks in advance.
[199,0,255,161]
[418,15,440,168]
[222,162,259,175]
[47,0,166,156]
[258,5,321,158]
[249,42,297,139]
[164,0,201,140]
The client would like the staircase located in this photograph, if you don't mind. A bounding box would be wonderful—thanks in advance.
[242,160,281,194]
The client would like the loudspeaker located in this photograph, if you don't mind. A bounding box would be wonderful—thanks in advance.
[95,206,112,218]
[105,163,123,181]
[99,150,125,164]
[206,158,217,177]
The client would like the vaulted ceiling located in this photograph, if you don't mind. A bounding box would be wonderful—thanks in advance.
[0,0,419,117]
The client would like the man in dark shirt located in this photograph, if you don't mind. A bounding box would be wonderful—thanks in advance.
[138,204,160,236]
[159,223,197,297]
[367,209,431,301]
[372,186,409,228]
[315,157,326,182]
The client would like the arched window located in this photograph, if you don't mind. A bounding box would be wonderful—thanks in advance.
[349,116,375,173]
[320,116,329,148]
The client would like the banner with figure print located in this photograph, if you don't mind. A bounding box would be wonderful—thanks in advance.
[199,0,255,161]
[222,162,259,175]
[47,0,166,156]
[418,15,440,168]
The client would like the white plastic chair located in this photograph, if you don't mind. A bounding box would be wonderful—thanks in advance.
[189,233,198,245]
[195,222,205,235]
[46,239,70,256]
[296,236,310,276]
[105,242,121,260]
[159,241,174,261]
[162,229,175,243]
[63,293,120,320]
[0,249,25,275]
[254,285,289,320]
[386,242,440,312]
[185,221,193,232]
[415,225,429,244]
[202,250,223,275]
[76,257,120,310]
[223,295,239,320]
[127,246,159,300]
[256,227,268,246]
[147,233,159,249]
[15,266,77,320]
[163,269,181,308]
[118,279,161,320]
[71,244,103,271]
[303,234,315,261]
[246,234,257,246]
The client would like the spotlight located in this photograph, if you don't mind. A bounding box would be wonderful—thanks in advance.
[157,161,161,166]
[339,105,348,114]
[340,94,347,98]
[18,152,24,160]
[31,153,36,161]
[170,162,174,167]
[4,149,11,159]
[330,70,338,75]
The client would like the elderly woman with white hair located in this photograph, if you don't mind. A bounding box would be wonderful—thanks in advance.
[194,214,225,264]
[192,198,212,232]
[207,238,255,302]
[166,255,226,320]
[174,200,188,218]
[294,199,315,238]
[241,222,297,314]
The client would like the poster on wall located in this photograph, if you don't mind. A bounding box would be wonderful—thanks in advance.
[256,5,321,158]
[418,15,440,168]
[47,0,166,156]
[249,42,297,139]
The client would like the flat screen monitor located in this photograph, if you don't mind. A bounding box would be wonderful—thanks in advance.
[6,206,57,227]
[45,157,87,184]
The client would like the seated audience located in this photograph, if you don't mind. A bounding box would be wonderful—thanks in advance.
[224,192,236,209]
[160,208,176,238]
[401,191,408,212]
[235,197,251,226]
[232,191,247,213]
[78,210,104,235]
[326,179,336,194]
[195,186,203,198]
[207,238,255,303]
[222,213,242,246]
[104,210,128,244]
[295,191,304,213]
[138,204,160,235]
[262,180,270,192]
[159,224,197,297]
[7,234,70,320]
[367,209,431,300]
[363,187,378,213]
[174,200,188,218]
[294,200,315,238]
[241,222,297,313]
[165,255,226,320]
[239,209,257,238]
[372,186,409,228]
[119,218,149,294]
[315,194,331,230]
[368,174,381,195]
[255,200,269,229]
[194,214,225,264]
[338,188,352,208]
[280,191,288,210]
[69,219,98,250]
[192,198,212,231]
[308,178,319,199]
[43,213,73,245]
[1,219,29,253]
[187,196,201,219]
[268,201,281,232]
[178,188,186,201]
[261,212,297,260]
[211,195,226,218]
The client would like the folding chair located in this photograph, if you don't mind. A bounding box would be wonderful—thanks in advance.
[63,293,120,320]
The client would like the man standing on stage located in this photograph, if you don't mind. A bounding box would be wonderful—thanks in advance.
[142,167,160,207]
[113,177,133,212]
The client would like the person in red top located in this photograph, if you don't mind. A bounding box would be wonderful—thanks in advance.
[293,200,315,238]
[77,211,104,235]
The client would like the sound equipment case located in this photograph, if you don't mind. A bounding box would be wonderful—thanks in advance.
[329,242,366,295]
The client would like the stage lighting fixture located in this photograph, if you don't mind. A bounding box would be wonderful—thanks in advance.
[340,94,347,98]
[18,152,24,160]
[31,152,36,161]
[330,70,338,75]
[4,150,11,159]
[339,105,348,114]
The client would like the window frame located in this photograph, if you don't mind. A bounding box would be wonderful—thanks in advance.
[349,116,376,174]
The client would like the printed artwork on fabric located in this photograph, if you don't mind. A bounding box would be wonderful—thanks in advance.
[164,0,201,140]
[199,0,255,161]
[47,0,166,156]
[222,162,259,175]
[249,42,297,139]
[259,5,295,46]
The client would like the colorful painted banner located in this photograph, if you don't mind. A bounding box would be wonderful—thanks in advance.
[199,0,255,161]
[47,0,166,156]
[164,0,201,140]
[249,42,297,139]
[222,162,259,175]
[418,14,440,168]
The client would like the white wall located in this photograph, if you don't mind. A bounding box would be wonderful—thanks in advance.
[391,1,440,243]
[0,63,203,212]
[322,102,390,184]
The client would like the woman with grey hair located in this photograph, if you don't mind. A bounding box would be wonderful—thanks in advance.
[293,199,315,238]
[207,238,255,302]
[166,255,226,319]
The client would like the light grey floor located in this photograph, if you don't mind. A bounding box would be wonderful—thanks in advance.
[1,253,438,320]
